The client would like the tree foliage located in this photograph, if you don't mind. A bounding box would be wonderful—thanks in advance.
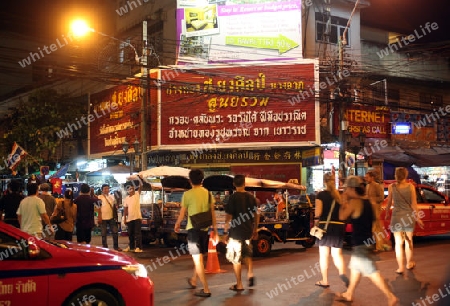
[1,88,87,169]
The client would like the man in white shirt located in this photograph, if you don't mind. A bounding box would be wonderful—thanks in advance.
[123,183,143,252]
[98,184,122,251]
[17,183,53,239]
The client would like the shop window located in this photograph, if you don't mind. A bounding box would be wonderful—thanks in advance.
[315,12,350,45]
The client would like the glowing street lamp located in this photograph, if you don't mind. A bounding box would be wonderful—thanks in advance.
[72,19,149,171]
[70,19,140,64]
[71,20,93,37]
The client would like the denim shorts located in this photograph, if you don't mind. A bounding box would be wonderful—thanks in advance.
[187,229,209,255]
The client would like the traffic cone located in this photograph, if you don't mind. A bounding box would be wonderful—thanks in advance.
[205,231,226,273]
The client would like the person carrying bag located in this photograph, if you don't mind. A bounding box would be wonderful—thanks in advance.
[312,172,348,289]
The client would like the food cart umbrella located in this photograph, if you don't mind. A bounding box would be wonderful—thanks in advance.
[203,175,273,191]
[161,175,192,190]
[139,166,190,178]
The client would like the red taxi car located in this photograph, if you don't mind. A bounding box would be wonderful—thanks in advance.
[380,180,450,237]
[0,222,153,306]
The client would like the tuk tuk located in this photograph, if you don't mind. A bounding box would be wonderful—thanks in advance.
[203,175,315,256]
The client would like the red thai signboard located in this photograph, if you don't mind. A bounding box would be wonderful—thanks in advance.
[334,106,390,139]
[89,84,146,155]
[158,62,319,149]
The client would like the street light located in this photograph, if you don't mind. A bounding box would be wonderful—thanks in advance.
[71,19,149,171]
[122,138,141,175]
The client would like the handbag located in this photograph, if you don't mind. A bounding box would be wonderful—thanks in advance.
[104,195,118,221]
[50,203,67,224]
[190,193,213,230]
[310,199,335,240]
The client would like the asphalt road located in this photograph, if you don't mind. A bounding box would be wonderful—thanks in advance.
[94,234,450,306]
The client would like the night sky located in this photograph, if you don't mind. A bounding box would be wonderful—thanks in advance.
[0,0,114,40]
[0,0,449,42]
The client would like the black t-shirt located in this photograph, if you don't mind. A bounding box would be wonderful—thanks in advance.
[74,195,98,229]
[225,192,258,240]
[0,192,24,220]
[316,190,344,237]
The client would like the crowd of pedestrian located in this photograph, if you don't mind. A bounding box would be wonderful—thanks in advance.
[0,167,425,305]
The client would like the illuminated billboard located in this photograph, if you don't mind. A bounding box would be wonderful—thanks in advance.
[89,84,148,155]
[176,0,303,64]
[156,60,320,150]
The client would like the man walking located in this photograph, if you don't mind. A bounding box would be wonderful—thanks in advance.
[16,183,53,238]
[98,184,121,251]
[123,183,143,253]
[224,175,259,291]
[74,183,98,244]
[174,169,218,298]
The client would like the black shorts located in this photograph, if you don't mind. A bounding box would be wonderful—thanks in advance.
[187,229,209,255]
[317,234,344,248]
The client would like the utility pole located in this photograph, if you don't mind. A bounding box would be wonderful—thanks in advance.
[140,21,148,171]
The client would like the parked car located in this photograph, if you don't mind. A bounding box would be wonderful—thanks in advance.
[0,222,154,306]
[380,180,450,238]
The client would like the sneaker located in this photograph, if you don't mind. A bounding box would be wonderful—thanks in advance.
[123,247,131,252]
[134,248,143,253]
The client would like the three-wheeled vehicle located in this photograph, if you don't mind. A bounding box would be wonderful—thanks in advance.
[203,175,316,256]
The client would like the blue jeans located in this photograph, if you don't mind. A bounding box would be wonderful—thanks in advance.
[101,219,119,249]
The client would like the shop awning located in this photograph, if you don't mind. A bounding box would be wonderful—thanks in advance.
[372,145,450,167]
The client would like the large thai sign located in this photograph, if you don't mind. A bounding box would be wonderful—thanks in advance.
[157,61,319,150]
[176,0,302,64]
[89,84,148,155]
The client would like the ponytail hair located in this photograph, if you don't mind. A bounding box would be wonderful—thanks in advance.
[324,172,341,203]
[64,189,74,206]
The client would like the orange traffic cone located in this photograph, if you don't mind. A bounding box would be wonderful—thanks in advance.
[205,231,226,274]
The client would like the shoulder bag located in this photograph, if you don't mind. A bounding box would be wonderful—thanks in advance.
[190,192,213,230]
[50,202,67,224]
[310,199,335,240]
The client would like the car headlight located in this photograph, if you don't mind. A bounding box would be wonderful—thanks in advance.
[122,264,148,278]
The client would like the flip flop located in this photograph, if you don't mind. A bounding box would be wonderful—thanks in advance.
[248,277,255,287]
[194,289,211,297]
[229,284,245,291]
[315,281,330,288]
[186,278,196,289]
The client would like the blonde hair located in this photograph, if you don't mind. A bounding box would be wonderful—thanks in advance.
[395,167,408,183]
[324,172,341,203]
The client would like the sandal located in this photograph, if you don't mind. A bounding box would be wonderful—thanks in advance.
[194,289,211,297]
[248,277,255,287]
[229,284,245,291]
[407,262,416,270]
[315,281,330,288]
